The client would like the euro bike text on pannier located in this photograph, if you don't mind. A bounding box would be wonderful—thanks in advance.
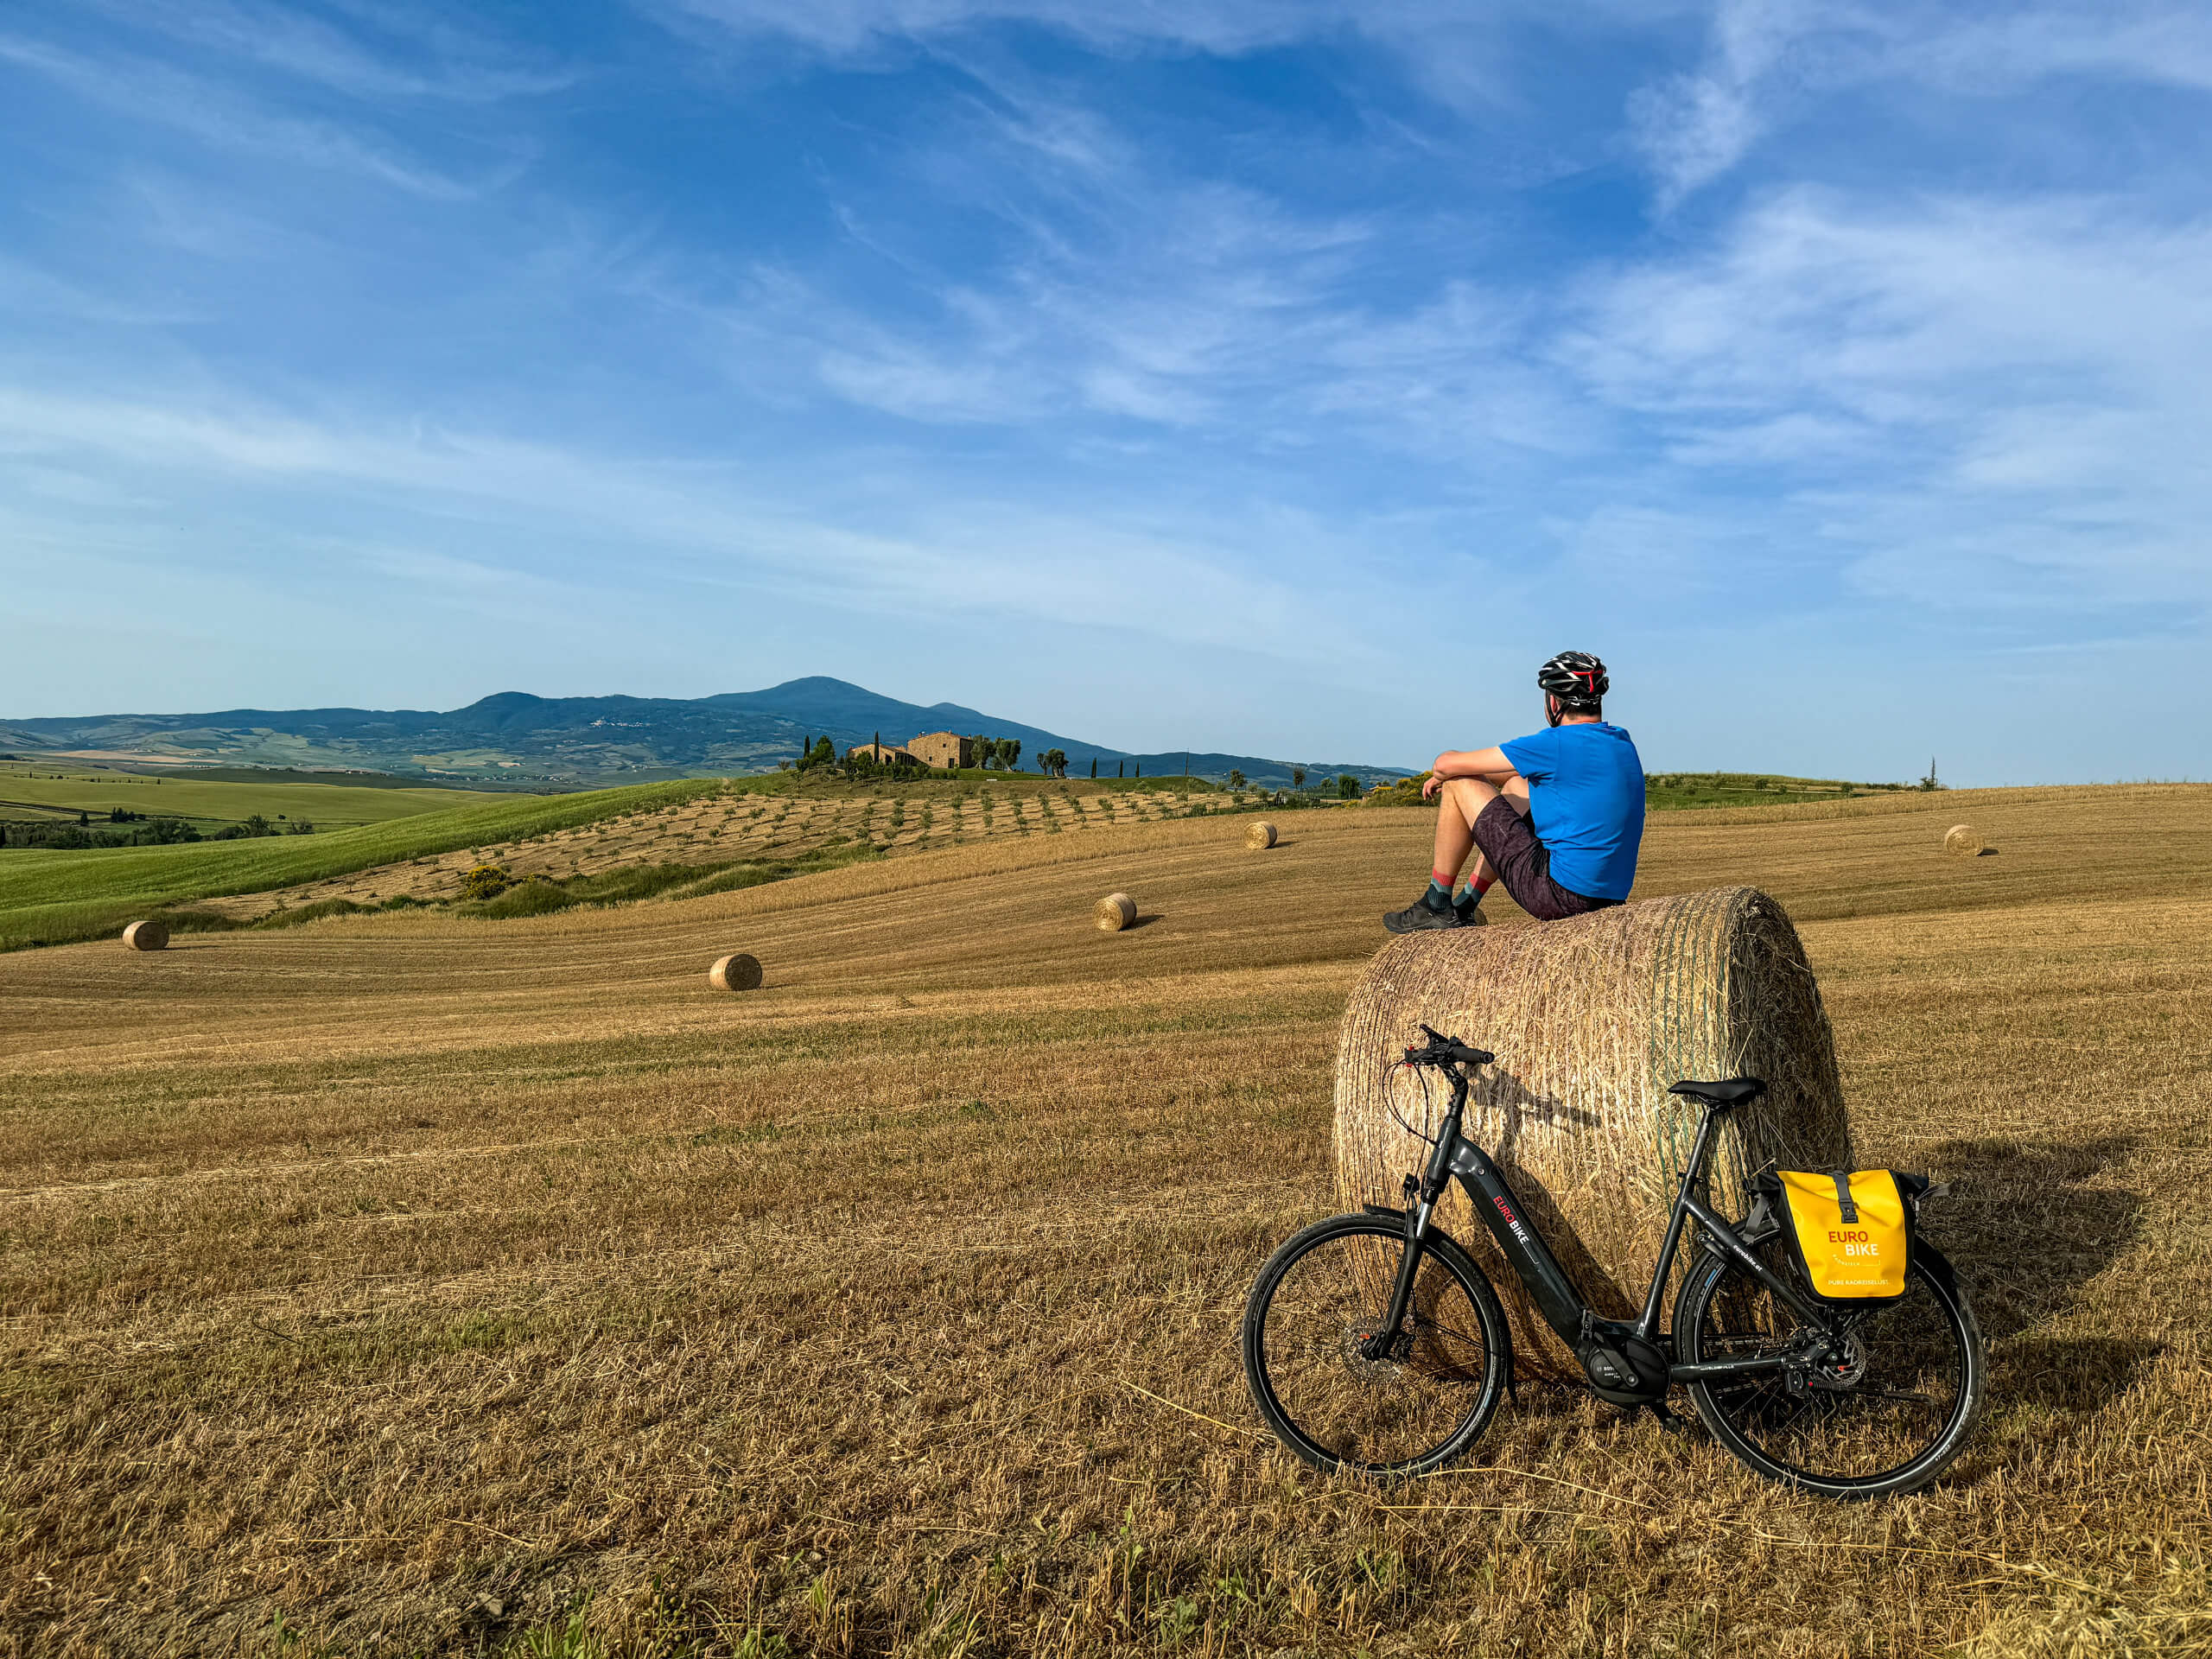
[1752,1169,1937,1306]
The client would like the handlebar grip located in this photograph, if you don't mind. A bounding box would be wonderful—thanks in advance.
[1405,1027,1495,1067]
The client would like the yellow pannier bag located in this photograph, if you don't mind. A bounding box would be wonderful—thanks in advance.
[1769,1170,1914,1306]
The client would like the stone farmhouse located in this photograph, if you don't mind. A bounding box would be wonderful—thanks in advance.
[905,731,976,769]
[845,741,919,766]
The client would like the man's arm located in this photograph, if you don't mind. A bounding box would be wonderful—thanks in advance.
[1421,746,1516,800]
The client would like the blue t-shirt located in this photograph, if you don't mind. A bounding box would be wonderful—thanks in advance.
[1498,722,1644,901]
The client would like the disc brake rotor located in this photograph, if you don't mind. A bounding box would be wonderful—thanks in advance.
[1803,1330,1870,1393]
[1339,1323,1413,1381]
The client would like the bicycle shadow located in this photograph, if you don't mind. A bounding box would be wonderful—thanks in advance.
[1916,1133,2157,1406]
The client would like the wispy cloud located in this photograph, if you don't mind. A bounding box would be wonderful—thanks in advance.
[1626,0,1835,210]
[0,33,522,199]
[1627,1,2212,207]
[1563,187,2212,613]
[86,0,578,103]
[0,380,1389,666]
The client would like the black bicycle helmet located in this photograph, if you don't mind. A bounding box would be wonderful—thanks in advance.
[1538,651,1608,713]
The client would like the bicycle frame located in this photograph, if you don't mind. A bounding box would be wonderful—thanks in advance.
[1371,1060,1834,1384]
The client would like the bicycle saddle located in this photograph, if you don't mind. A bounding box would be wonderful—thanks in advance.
[1667,1077,1767,1109]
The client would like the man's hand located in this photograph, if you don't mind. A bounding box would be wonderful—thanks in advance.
[1429,747,1514,792]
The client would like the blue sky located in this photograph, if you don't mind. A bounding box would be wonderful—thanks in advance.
[3,1,2209,782]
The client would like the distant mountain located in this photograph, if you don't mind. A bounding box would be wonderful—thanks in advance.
[0,677,1407,791]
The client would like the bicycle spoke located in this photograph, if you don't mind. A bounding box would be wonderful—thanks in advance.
[1249,1220,1502,1473]
[1682,1249,1974,1489]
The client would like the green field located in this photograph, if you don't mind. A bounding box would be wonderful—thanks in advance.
[0,778,725,951]
[0,758,512,832]
[1644,771,1923,809]
[1360,769,1925,810]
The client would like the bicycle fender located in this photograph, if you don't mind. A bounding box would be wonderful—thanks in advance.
[1906,1239,1967,1303]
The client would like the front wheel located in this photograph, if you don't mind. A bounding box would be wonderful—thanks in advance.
[1674,1240,1986,1499]
[1242,1213,1510,1477]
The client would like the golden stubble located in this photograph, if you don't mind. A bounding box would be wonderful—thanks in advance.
[1,785,2208,1656]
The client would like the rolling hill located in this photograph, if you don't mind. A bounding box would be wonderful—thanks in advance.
[0,677,1405,791]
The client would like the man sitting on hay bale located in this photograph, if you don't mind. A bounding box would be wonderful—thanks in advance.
[1384,651,1644,933]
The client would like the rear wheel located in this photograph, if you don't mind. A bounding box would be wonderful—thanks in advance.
[1675,1241,1985,1499]
[1242,1213,1509,1477]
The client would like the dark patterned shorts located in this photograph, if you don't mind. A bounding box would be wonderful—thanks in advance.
[1473,795,1620,922]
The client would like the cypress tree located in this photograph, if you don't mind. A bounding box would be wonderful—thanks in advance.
[1090,757,1097,779]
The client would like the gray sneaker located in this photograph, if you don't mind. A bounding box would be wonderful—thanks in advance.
[1383,895,1463,934]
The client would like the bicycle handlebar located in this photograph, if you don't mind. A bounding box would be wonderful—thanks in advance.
[1403,1024,1494,1069]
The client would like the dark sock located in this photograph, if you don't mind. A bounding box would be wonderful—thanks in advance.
[1457,875,1494,914]
[1421,878,1454,912]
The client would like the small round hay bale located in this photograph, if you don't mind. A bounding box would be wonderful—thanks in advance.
[1095,893,1137,931]
[708,952,763,992]
[1944,823,1983,857]
[1333,886,1848,1377]
[121,918,169,952]
[1244,819,1278,850]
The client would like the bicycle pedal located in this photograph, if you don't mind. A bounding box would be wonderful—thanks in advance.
[1643,1402,1686,1436]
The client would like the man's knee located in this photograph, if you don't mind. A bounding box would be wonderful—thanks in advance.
[1444,776,1497,823]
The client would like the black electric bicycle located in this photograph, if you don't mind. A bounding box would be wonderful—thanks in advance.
[1242,1028,1985,1499]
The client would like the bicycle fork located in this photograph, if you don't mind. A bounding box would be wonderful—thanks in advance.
[1359,1086,1468,1361]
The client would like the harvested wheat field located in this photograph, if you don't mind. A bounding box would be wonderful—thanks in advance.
[3,785,2209,1656]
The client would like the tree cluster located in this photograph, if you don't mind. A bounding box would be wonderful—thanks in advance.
[207,814,311,841]
[0,815,219,849]
[969,735,1024,771]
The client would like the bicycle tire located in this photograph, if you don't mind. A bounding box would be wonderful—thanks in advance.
[1674,1240,1986,1499]
[1242,1212,1510,1477]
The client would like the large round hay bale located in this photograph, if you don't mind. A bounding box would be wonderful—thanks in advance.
[1333,886,1848,1377]
[1244,819,1278,850]
[1095,893,1137,931]
[121,918,169,952]
[708,952,763,992]
[1944,823,1983,857]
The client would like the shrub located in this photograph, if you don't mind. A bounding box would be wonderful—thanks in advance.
[466,874,577,918]
[148,906,247,934]
[461,863,513,901]
[255,899,369,930]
